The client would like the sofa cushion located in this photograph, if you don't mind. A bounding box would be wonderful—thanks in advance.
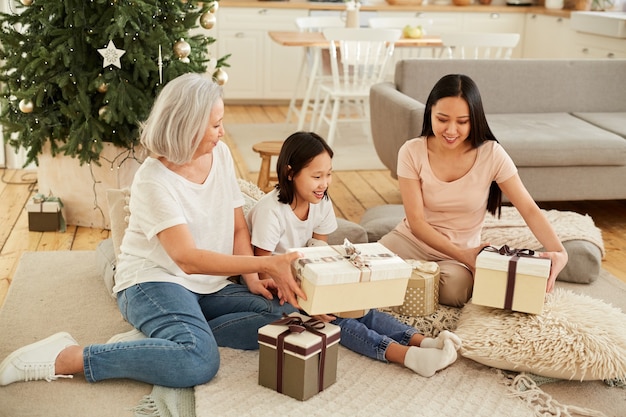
[455,288,626,381]
[572,112,626,139]
[487,113,626,167]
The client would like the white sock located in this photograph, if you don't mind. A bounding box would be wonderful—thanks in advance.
[420,330,462,351]
[404,339,458,377]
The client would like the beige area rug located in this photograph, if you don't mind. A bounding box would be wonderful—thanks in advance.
[195,270,626,417]
[0,251,150,417]
[225,123,386,172]
[1,251,625,417]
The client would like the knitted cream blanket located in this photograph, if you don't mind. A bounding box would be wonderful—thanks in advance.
[481,207,605,256]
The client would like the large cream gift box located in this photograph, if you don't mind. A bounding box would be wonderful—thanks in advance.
[258,313,341,401]
[392,260,440,317]
[472,246,551,315]
[289,241,412,316]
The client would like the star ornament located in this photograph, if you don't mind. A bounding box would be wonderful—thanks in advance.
[98,40,126,69]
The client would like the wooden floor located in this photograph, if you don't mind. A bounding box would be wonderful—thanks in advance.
[1,104,625,308]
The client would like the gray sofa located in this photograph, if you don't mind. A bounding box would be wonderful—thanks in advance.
[369,59,626,202]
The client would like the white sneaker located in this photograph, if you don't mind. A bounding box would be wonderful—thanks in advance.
[0,332,78,386]
[106,328,146,344]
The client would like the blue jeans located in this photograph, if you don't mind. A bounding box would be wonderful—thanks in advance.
[333,310,419,362]
[82,281,296,388]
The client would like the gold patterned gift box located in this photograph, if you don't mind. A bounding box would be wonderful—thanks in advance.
[472,245,551,315]
[258,313,341,401]
[289,241,412,316]
[393,260,440,316]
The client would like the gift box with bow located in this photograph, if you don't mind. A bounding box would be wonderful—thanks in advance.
[392,259,440,317]
[258,313,341,401]
[289,240,412,316]
[472,245,551,314]
[26,194,65,232]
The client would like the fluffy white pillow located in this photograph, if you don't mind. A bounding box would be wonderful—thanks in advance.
[455,289,626,381]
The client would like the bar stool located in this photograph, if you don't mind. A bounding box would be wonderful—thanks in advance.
[252,141,283,192]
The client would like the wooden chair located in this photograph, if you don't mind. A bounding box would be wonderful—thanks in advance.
[440,32,521,59]
[314,28,401,146]
[285,16,345,131]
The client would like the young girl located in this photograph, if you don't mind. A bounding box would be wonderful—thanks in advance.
[379,74,568,307]
[247,131,461,377]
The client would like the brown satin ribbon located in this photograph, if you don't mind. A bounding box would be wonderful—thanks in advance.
[482,245,536,310]
[272,315,328,394]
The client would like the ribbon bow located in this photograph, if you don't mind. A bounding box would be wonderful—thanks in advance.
[483,244,535,258]
[343,238,370,269]
[271,314,328,395]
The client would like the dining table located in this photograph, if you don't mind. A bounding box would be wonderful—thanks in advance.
[268,31,444,131]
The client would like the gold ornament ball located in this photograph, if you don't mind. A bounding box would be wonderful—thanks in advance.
[173,39,191,59]
[97,83,109,93]
[20,0,33,6]
[98,106,108,118]
[19,99,34,113]
[208,2,219,13]
[213,68,228,86]
[200,12,216,30]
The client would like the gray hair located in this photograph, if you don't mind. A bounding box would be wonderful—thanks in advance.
[139,73,223,164]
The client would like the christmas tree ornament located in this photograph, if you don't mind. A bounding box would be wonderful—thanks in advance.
[20,0,33,6]
[213,68,228,86]
[98,40,126,69]
[200,12,216,30]
[173,38,191,62]
[173,38,191,58]
[98,106,109,118]
[208,1,219,13]
[19,99,34,113]
[97,82,108,93]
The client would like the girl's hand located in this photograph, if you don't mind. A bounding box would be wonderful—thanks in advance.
[312,314,336,323]
[539,250,568,293]
[243,276,279,301]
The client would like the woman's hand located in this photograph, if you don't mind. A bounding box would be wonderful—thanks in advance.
[266,251,306,309]
[539,249,569,293]
[459,243,492,274]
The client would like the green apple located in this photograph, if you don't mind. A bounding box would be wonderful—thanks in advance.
[402,25,424,39]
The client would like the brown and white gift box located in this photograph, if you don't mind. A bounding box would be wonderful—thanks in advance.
[258,313,341,401]
[393,260,440,317]
[472,246,551,315]
[26,195,63,232]
[289,241,412,316]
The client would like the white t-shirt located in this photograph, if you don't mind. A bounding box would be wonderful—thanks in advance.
[247,188,337,254]
[113,141,244,294]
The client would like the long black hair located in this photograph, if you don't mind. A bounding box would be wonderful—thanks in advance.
[421,74,502,217]
[275,131,334,205]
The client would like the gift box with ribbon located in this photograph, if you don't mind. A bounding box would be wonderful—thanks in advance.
[26,194,65,232]
[392,259,440,317]
[289,240,412,316]
[258,313,341,401]
[472,245,551,314]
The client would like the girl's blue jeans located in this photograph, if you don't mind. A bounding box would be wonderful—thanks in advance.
[333,309,419,362]
[82,281,296,388]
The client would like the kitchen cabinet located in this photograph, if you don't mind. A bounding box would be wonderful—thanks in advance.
[217,8,308,101]
[570,31,626,59]
[523,14,573,58]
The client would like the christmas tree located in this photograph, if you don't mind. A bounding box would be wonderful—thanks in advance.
[0,0,229,166]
